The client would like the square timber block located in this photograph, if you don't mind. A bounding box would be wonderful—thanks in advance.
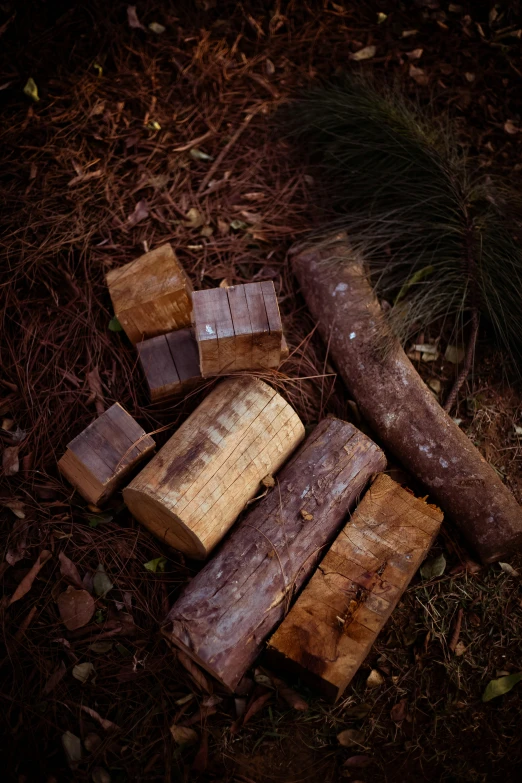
[106,243,193,345]
[192,282,283,377]
[137,328,202,402]
[58,403,155,506]
[265,473,443,702]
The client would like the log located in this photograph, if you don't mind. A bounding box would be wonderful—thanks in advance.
[137,328,202,402]
[123,376,304,559]
[163,417,386,691]
[266,474,443,702]
[292,240,522,563]
[192,282,283,376]
[106,243,193,344]
[58,403,155,505]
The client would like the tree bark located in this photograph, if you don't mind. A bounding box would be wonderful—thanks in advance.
[291,240,522,563]
[163,417,386,692]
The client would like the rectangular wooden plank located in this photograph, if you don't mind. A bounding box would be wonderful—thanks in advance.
[227,285,253,370]
[266,473,443,702]
[260,281,282,368]
[244,283,270,368]
[137,336,181,402]
[166,329,201,386]
[192,289,221,377]
[212,287,235,374]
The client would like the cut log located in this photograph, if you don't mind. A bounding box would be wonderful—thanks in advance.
[58,403,155,505]
[106,243,193,344]
[192,282,283,376]
[163,417,386,691]
[123,376,304,559]
[137,328,202,402]
[266,473,443,702]
[292,239,522,564]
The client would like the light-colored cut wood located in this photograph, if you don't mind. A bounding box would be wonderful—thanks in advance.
[163,418,386,691]
[123,376,304,559]
[106,244,193,344]
[137,328,202,402]
[58,403,155,505]
[266,474,443,702]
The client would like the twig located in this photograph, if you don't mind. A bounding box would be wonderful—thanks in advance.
[448,607,464,652]
[444,308,479,413]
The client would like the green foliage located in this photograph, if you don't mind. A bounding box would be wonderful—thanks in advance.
[282,77,522,365]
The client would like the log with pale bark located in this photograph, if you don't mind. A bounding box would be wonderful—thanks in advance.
[163,417,386,692]
[292,239,522,563]
[266,473,443,702]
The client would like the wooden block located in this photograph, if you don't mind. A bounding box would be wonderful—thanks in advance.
[137,328,202,402]
[123,377,305,559]
[58,403,155,505]
[192,283,284,376]
[106,244,193,345]
[163,418,386,692]
[266,474,443,702]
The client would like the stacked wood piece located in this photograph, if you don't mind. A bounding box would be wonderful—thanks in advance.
[266,473,443,702]
[137,328,202,402]
[58,403,155,505]
[106,244,193,344]
[163,417,386,691]
[124,376,304,559]
[192,282,283,376]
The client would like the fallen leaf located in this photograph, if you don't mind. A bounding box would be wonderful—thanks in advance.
[144,556,167,573]
[300,509,313,521]
[9,550,51,604]
[146,120,161,131]
[241,691,272,728]
[177,650,212,693]
[343,755,373,769]
[4,500,25,519]
[343,703,371,720]
[454,641,467,656]
[126,199,149,227]
[402,29,419,37]
[23,77,39,102]
[420,552,446,580]
[444,344,465,364]
[267,673,308,710]
[43,661,67,694]
[108,316,123,332]
[265,58,275,75]
[92,768,111,783]
[428,378,441,395]
[409,65,429,86]
[230,219,249,230]
[84,733,102,752]
[93,563,114,597]
[190,148,214,161]
[57,586,95,630]
[148,22,165,33]
[81,704,120,731]
[58,551,84,589]
[170,725,198,745]
[504,119,521,135]
[406,48,423,59]
[72,662,95,683]
[89,640,113,653]
[262,474,275,488]
[6,518,28,564]
[217,218,230,235]
[200,225,213,237]
[337,728,365,747]
[183,207,204,228]
[62,731,82,764]
[350,45,376,61]
[391,698,408,723]
[377,12,387,23]
[3,445,19,475]
[465,72,475,82]
[499,562,520,577]
[127,5,145,29]
[366,669,384,689]
[482,672,522,702]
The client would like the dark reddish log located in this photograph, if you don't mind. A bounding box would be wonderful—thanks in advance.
[163,417,386,692]
[292,240,522,563]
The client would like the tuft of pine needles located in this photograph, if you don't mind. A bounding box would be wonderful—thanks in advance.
[281,77,522,377]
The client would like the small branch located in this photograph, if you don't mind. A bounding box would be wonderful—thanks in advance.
[448,607,464,652]
[444,308,479,413]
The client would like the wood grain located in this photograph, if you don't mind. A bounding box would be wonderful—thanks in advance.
[137,328,202,402]
[106,244,193,344]
[266,473,443,702]
[163,417,386,691]
[123,377,304,559]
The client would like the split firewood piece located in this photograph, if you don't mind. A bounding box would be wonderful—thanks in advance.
[292,239,522,564]
[192,282,283,376]
[266,474,443,702]
[163,417,386,691]
[123,376,304,559]
[106,243,193,344]
[58,403,155,505]
[137,328,202,402]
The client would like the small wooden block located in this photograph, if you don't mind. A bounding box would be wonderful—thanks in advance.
[137,328,202,402]
[106,244,193,345]
[58,403,155,505]
[192,282,284,376]
[266,474,443,702]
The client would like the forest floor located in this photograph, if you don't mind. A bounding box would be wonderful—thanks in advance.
[1,2,522,782]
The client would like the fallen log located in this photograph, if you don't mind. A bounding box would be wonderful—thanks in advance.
[292,240,522,563]
[163,417,386,692]
[123,376,304,559]
[266,473,443,702]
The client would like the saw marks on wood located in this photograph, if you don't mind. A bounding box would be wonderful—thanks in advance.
[266,473,443,702]
[106,243,193,344]
[192,282,283,376]
[137,328,202,402]
[58,403,155,505]
[123,376,304,559]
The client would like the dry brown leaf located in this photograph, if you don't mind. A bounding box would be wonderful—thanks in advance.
[177,650,212,693]
[4,500,25,518]
[261,474,275,488]
[391,698,408,723]
[57,586,95,630]
[9,550,51,604]
[350,45,376,61]
[81,704,120,731]
[170,725,198,745]
[126,199,149,227]
[6,518,28,565]
[504,119,521,135]
[409,65,429,85]
[58,551,84,589]
[366,669,384,689]
[454,641,467,656]
[127,5,145,30]
[337,728,365,747]
[3,445,19,476]
[406,48,423,59]
[241,691,272,728]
